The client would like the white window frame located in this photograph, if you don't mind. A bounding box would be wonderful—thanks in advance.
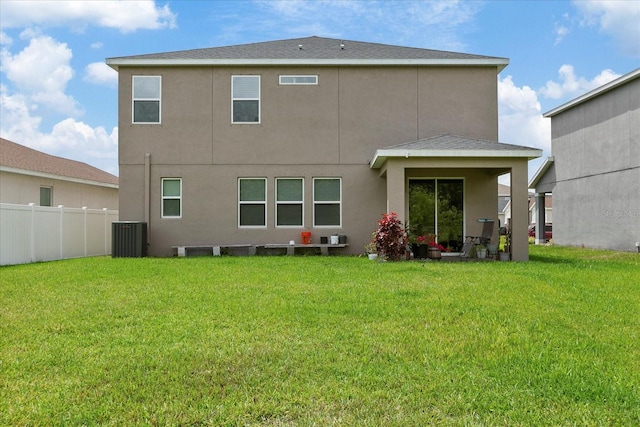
[276,178,304,228]
[238,178,267,228]
[232,75,261,124]
[132,75,161,124]
[313,177,342,228]
[161,178,182,219]
[279,75,318,85]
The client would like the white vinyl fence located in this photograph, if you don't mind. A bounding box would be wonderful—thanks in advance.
[0,203,119,266]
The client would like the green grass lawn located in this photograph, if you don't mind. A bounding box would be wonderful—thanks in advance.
[1,246,639,426]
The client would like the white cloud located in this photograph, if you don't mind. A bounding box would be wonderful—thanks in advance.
[0,102,118,176]
[498,75,550,153]
[554,23,570,45]
[0,31,13,46]
[0,87,42,141]
[573,0,640,57]
[0,33,117,175]
[539,64,621,100]
[256,0,481,51]
[84,62,118,86]
[1,32,82,116]
[0,0,177,33]
[497,76,552,185]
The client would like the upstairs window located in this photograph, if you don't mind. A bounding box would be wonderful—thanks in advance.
[276,178,303,227]
[162,178,181,218]
[238,178,266,227]
[133,76,161,124]
[232,75,260,123]
[279,75,318,85]
[313,178,341,227]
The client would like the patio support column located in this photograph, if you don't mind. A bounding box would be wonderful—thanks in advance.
[385,161,406,223]
[510,160,530,261]
[535,193,546,244]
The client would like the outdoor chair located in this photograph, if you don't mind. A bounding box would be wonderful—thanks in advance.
[467,219,494,246]
[458,238,476,261]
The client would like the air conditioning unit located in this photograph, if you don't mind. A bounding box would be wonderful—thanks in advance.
[112,222,148,257]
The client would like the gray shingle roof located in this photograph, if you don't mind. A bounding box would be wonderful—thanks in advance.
[107,36,508,70]
[370,134,542,168]
[384,134,539,152]
[0,138,118,186]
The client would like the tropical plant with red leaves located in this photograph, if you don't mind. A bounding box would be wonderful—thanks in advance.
[373,212,408,261]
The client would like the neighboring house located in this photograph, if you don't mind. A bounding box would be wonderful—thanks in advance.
[107,36,541,260]
[529,194,552,228]
[497,183,512,228]
[530,68,639,251]
[0,138,118,209]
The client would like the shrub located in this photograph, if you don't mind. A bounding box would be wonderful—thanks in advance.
[374,212,408,261]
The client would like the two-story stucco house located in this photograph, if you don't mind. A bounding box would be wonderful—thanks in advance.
[107,36,540,259]
[530,68,639,251]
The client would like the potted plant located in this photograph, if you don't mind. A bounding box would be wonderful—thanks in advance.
[364,240,378,261]
[486,242,499,258]
[408,232,434,259]
[373,212,408,261]
[427,241,447,260]
[476,244,488,259]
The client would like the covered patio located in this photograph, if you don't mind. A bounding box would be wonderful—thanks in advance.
[370,135,542,261]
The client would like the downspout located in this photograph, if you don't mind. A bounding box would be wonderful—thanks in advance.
[144,152,151,225]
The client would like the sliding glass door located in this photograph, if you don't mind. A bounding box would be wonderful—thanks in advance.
[408,179,464,250]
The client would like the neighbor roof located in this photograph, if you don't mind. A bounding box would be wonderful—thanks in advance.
[107,36,508,71]
[370,134,542,168]
[0,138,118,187]
[544,67,640,117]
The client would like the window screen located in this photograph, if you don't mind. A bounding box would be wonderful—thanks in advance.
[279,75,318,85]
[313,178,341,227]
[133,76,161,123]
[232,76,260,123]
[276,178,303,226]
[162,178,181,218]
[239,178,266,226]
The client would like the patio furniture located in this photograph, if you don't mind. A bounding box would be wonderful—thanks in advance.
[467,218,494,246]
[458,238,476,261]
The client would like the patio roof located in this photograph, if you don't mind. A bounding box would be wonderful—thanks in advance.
[370,134,542,169]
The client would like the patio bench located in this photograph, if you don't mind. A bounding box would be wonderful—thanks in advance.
[172,244,254,257]
[258,243,349,256]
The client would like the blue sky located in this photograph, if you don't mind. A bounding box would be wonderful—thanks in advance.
[1,0,639,180]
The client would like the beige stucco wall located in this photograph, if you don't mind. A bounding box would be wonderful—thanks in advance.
[117,65,505,257]
[0,171,118,209]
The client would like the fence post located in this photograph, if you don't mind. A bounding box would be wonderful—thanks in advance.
[58,205,64,260]
[83,207,88,257]
[29,203,36,263]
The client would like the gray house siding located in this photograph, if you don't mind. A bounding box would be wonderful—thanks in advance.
[544,73,639,251]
